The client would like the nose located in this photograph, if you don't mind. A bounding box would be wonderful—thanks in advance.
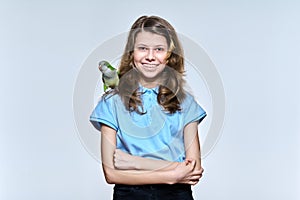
[146,49,155,61]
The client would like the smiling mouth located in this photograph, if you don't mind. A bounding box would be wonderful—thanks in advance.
[142,63,159,68]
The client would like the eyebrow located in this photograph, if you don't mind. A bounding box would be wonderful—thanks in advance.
[135,43,167,47]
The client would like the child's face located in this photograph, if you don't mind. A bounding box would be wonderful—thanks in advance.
[133,31,168,86]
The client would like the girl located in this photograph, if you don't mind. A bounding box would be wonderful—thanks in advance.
[90,15,206,200]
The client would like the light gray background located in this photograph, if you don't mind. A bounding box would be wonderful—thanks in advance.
[1,0,299,199]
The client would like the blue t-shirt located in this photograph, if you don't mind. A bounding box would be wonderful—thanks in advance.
[90,86,206,162]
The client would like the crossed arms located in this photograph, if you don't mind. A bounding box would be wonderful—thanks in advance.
[100,121,204,185]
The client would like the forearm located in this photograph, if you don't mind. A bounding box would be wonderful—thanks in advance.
[114,149,179,171]
[103,160,201,185]
[193,157,202,171]
[184,122,203,171]
[101,125,176,185]
[100,124,201,185]
[103,165,175,185]
[130,155,179,171]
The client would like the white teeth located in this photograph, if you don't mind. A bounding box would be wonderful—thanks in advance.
[143,64,158,67]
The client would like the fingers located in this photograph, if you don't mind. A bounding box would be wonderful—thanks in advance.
[189,180,199,186]
[113,149,136,170]
[184,173,202,186]
[114,149,122,156]
[190,171,202,177]
[200,167,204,174]
[185,159,196,170]
[184,158,193,164]
[186,163,204,185]
[113,149,125,162]
[113,150,118,162]
[113,149,123,169]
[172,161,205,185]
[185,159,205,174]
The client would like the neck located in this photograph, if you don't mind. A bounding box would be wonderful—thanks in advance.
[138,74,163,89]
[139,79,160,88]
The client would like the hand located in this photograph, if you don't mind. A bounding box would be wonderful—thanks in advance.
[172,159,204,185]
[113,149,137,170]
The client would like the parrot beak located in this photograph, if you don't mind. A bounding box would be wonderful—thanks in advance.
[98,61,108,72]
[99,63,105,72]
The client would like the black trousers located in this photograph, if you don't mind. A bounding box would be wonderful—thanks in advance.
[113,184,193,200]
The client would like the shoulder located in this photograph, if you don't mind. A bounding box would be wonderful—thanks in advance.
[90,91,121,131]
[181,91,198,108]
[92,90,122,113]
[180,91,207,121]
[100,90,120,103]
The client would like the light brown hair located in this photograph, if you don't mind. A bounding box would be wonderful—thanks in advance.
[117,15,186,114]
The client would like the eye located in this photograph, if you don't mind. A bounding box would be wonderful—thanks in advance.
[155,47,165,52]
[137,46,147,51]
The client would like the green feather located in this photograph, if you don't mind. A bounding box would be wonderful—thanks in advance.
[107,63,116,71]
[103,84,108,92]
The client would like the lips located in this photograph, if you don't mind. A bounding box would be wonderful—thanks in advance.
[142,63,159,68]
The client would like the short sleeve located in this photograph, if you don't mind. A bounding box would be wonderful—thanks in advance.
[182,94,207,126]
[89,96,118,131]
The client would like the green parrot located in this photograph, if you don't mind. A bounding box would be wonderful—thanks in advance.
[98,60,119,92]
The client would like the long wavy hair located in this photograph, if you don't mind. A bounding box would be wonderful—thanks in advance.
[117,15,186,114]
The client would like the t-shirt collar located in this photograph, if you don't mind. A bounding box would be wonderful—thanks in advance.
[138,84,159,94]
